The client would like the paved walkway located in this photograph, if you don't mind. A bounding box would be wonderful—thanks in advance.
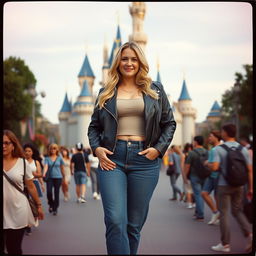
[22,167,253,255]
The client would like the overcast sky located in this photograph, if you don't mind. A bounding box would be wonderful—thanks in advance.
[3,1,252,124]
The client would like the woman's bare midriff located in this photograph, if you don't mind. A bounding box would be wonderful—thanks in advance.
[116,135,145,141]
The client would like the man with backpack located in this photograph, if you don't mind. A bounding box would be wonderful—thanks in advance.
[210,123,253,253]
[184,136,208,221]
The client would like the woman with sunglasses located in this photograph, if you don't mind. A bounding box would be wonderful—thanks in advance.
[43,143,65,215]
[3,130,44,255]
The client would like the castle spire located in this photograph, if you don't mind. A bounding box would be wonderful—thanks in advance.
[129,2,147,51]
[178,80,192,101]
[156,57,161,83]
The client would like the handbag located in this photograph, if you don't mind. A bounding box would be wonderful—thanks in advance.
[43,157,58,182]
[3,159,39,218]
[166,153,176,176]
[166,164,175,176]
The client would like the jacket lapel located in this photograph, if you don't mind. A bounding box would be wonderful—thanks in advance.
[104,89,117,120]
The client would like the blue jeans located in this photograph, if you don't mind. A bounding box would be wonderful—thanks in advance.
[97,140,160,255]
[190,175,205,218]
[170,173,182,199]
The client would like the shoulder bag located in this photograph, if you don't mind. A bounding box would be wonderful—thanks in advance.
[3,158,39,218]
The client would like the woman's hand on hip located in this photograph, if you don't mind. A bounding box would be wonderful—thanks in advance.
[95,147,116,171]
[138,147,160,160]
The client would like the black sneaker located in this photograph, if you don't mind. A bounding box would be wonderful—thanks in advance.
[53,211,57,216]
[49,207,53,213]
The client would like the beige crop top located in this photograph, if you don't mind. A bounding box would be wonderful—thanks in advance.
[116,98,145,136]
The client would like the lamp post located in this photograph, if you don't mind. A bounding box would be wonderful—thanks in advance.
[233,81,240,140]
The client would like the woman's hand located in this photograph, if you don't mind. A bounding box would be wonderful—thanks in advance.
[138,147,160,160]
[37,206,44,220]
[95,147,116,171]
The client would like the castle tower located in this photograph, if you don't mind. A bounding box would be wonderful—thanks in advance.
[207,100,221,128]
[129,2,147,51]
[78,54,95,94]
[156,58,161,83]
[178,80,197,146]
[58,92,72,146]
[100,38,109,86]
[101,24,122,87]
[73,80,94,147]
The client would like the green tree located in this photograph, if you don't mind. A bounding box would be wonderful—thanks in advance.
[4,56,41,139]
[221,64,253,139]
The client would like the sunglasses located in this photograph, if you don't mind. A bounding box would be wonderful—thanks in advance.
[3,141,13,146]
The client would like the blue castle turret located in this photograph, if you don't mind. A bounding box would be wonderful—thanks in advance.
[178,80,192,101]
[207,100,221,117]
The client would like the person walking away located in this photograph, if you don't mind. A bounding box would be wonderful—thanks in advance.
[210,124,253,253]
[88,41,176,255]
[23,143,45,235]
[60,147,71,201]
[184,136,208,221]
[3,130,44,255]
[43,143,65,216]
[71,143,91,203]
[182,143,194,208]
[87,148,101,200]
[201,131,222,225]
[168,145,184,201]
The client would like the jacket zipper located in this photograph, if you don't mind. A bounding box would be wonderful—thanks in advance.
[103,106,118,152]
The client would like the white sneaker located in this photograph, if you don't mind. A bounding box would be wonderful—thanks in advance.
[64,197,68,202]
[93,192,98,199]
[80,197,86,203]
[208,212,220,225]
[213,219,220,225]
[77,197,81,203]
[96,194,101,200]
[186,203,193,209]
[211,243,230,252]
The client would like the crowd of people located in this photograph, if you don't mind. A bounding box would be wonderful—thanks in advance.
[3,129,101,255]
[165,124,253,253]
[3,40,253,255]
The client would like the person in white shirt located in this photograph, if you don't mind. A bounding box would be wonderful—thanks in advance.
[3,130,44,255]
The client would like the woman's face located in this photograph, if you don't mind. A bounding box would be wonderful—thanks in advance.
[3,135,14,157]
[62,150,67,157]
[118,47,139,79]
[24,147,33,159]
[50,146,58,155]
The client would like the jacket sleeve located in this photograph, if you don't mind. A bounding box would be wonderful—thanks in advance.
[153,83,176,157]
[87,90,103,156]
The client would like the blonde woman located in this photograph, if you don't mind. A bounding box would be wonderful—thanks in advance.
[3,130,44,255]
[88,41,176,255]
[43,143,65,215]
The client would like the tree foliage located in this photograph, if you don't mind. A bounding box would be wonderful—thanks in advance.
[221,64,253,138]
[3,56,40,138]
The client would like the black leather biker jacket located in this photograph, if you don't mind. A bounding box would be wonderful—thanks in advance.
[87,81,176,158]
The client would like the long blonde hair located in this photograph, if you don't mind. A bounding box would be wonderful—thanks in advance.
[97,41,158,108]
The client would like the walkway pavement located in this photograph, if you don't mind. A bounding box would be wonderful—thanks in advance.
[23,167,253,255]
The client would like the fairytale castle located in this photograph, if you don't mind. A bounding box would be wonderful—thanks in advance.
[58,2,220,149]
